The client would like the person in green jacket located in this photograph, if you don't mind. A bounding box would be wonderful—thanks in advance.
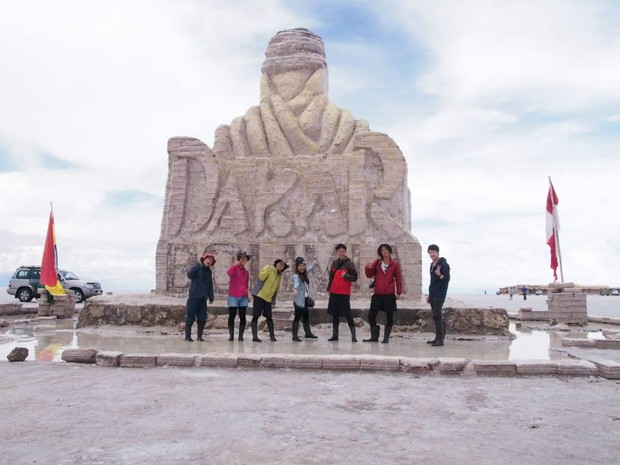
[251,259,289,342]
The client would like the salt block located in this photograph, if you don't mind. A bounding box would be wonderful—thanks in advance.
[594,339,620,349]
[561,338,595,348]
[358,355,400,371]
[438,357,468,374]
[515,360,559,375]
[556,360,598,376]
[474,360,517,376]
[399,357,440,373]
[157,353,198,367]
[200,353,238,368]
[260,355,286,368]
[237,354,262,367]
[322,355,361,370]
[96,351,123,367]
[61,348,98,364]
[283,355,323,369]
[119,354,157,368]
[589,359,620,379]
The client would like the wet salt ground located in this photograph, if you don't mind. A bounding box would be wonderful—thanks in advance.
[1,293,618,363]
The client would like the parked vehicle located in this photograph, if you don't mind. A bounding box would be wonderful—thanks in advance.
[7,265,103,303]
[612,289,619,296]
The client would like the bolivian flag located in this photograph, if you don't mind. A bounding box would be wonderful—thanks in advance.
[40,209,65,296]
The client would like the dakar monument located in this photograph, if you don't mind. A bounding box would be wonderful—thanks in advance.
[156,28,422,300]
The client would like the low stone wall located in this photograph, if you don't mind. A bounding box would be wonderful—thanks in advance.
[77,302,186,328]
[79,300,510,336]
[0,303,30,316]
[59,349,620,379]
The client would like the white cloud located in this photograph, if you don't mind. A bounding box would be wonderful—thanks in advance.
[0,0,618,294]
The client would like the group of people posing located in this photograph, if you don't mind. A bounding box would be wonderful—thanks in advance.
[184,243,450,346]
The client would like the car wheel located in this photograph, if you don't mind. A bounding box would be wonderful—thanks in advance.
[17,287,34,302]
[71,288,85,304]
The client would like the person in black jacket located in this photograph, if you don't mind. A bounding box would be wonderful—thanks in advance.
[185,252,216,342]
[426,244,450,346]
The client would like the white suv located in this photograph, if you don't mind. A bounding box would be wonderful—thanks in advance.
[7,265,103,303]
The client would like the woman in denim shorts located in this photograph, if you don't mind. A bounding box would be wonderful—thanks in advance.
[226,251,251,341]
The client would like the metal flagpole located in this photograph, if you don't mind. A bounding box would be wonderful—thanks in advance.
[549,177,564,282]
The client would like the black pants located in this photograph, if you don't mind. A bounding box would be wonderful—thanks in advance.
[228,306,247,326]
[430,296,445,322]
[368,294,396,326]
[293,303,310,325]
[186,297,207,326]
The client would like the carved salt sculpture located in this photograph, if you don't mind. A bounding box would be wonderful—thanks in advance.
[156,28,422,300]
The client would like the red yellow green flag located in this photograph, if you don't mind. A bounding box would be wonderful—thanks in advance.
[40,209,65,296]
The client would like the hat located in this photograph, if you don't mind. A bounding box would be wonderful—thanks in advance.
[273,259,290,271]
[200,253,217,265]
[295,256,306,266]
[237,250,251,261]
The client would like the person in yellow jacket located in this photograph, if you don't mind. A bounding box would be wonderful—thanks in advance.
[251,259,289,342]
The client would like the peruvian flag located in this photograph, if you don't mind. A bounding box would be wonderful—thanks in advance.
[546,180,560,281]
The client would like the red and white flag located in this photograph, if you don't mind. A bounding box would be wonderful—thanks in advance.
[546,180,560,281]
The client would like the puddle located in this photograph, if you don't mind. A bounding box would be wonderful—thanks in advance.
[1,317,592,362]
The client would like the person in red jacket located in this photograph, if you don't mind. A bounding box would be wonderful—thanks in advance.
[327,244,358,342]
[363,243,403,343]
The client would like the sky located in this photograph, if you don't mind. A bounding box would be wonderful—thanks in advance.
[1,0,619,294]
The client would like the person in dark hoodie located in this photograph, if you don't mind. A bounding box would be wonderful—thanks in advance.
[426,244,450,346]
[327,244,358,342]
[185,252,216,342]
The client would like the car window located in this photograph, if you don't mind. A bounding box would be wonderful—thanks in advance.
[32,269,40,279]
[62,271,79,280]
[16,270,31,279]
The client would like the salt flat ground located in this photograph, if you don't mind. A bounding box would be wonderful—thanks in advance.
[1,362,619,465]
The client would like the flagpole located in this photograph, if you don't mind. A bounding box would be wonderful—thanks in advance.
[549,177,564,282]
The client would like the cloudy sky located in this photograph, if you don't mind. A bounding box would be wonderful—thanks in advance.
[1,0,619,294]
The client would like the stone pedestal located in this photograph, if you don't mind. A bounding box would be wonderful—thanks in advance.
[37,290,76,319]
[546,282,588,325]
[271,306,294,331]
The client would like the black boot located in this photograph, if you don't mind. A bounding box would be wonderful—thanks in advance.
[363,325,380,342]
[267,319,277,342]
[185,323,194,342]
[197,322,206,341]
[228,325,234,341]
[431,319,444,346]
[251,320,261,342]
[303,320,318,338]
[381,325,392,344]
[349,325,357,343]
[238,322,245,341]
[292,322,301,342]
[328,322,339,341]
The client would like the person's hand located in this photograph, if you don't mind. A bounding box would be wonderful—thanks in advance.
[209,297,214,304]
[434,265,442,277]
[426,296,430,304]
[292,288,297,295]
[395,294,400,300]
[341,270,347,277]
[234,260,240,267]
[367,260,375,267]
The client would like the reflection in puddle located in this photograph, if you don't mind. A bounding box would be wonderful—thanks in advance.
[1,318,605,363]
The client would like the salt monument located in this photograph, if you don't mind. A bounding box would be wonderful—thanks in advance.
[156,28,422,300]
